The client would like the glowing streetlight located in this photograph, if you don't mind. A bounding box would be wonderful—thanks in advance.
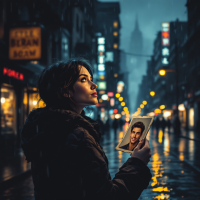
[119,97,123,101]
[160,105,165,110]
[115,93,120,98]
[143,100,147,105]
[140,104,144,108]
[150,91,155,97]
[121,102,125,106]
[159,69,166,76]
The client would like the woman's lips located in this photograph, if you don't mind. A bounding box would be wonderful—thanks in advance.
[91,94,98,97]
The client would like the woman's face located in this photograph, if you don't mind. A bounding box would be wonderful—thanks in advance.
[69,66,98,108]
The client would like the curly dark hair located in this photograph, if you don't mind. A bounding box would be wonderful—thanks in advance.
[131,121,145,135]
[37,57,94,111]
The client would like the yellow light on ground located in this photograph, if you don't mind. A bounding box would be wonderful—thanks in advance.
[119,97,123,101]
[137,108,141,111]
[99,99,103,103]
[115,93,120,98]
[159,69,166,76]
[140,104,144,108]
[150,91,155,97]
[160,105,165,110]
[114,73,118,77]
[143,100,147,105]
[121,102,125,106]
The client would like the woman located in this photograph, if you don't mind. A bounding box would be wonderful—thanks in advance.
[21,58,152,200]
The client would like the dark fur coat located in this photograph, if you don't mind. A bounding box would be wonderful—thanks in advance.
[21,107,152,200]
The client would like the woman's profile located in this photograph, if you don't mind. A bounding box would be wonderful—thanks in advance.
[21,58,152,200]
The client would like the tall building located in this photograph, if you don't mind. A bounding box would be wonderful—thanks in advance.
[128,15,144,113]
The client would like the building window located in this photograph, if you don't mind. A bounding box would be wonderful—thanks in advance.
[113,21,118,28]
[113,32,118,36]
[113,43,118,49]
[1,84,16,135]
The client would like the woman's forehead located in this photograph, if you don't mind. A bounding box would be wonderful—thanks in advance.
[79,65,91,76]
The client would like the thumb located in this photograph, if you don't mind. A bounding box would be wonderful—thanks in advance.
[135,139,144,150]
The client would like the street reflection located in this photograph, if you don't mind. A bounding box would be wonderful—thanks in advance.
[178,139,186,161]
[158,130,163,143]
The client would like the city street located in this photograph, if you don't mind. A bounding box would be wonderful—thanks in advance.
[0,124,200,200]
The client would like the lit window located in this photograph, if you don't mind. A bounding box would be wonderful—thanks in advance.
[162,57,169,65]
[98,64,105,71]
[98,55,105,64]
[162,38,169,46]
[98,37,105,44]
[98,45,105,52]
[105,52,114,62]
[113,21,118,28]
[113,32,118,36]
[113,44,118,49]
[162,48,169,56]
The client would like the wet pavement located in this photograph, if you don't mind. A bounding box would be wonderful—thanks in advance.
[0,124,200,200]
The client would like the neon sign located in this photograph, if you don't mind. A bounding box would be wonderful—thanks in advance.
[3,67,24,80]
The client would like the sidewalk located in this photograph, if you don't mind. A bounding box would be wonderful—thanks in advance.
[0,127,199,190]
[157,127,200,174]
[0,148,31,190]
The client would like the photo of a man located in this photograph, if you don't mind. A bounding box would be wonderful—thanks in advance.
[120,121,145,151]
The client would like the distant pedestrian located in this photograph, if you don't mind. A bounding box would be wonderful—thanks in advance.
[155,117,160,133]
[160,117,166,133]
[119,118,125,130]
[167,118,171,133]
[173,114,181,134]
[96,114,105,135]
[105,118,110,132]
[112,118,118,136]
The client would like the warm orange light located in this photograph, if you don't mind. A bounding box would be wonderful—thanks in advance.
[99,99,103,103]
[154,108,161,113]
[114,73,118,77]
[160,105,165,110]
[99,52,103,55]
[113,44,118,49]
[162,32,169,38]
[113,21,118,28]
[113,32,118,36]
[159,69,166,76]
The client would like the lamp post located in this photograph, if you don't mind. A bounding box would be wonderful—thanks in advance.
[158,67,181,134]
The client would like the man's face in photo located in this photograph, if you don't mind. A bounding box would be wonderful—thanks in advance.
[130,127,142,144]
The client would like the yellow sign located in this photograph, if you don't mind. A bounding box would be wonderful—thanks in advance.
[9,27,41,60]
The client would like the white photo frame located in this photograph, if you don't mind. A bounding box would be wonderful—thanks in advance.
[115,116,154,153]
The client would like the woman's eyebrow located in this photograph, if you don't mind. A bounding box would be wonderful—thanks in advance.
[79,74,92,79]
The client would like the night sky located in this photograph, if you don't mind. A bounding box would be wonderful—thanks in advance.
[99,0,187,113]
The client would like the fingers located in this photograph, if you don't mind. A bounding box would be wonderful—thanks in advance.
[134,139,144,150]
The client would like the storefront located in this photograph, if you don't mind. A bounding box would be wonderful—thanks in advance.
[0,62,45,155]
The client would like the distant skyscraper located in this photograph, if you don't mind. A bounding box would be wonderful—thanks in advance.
[127,15,144,113]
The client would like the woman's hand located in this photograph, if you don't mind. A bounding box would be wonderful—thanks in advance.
[130,139,151,165]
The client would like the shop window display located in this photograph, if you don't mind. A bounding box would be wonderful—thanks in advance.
[1,84,16,135]
[23,87,46,123]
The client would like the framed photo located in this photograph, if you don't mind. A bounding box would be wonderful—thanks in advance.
[115,116,154,153]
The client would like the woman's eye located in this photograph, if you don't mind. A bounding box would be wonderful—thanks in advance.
[81,77,86,82]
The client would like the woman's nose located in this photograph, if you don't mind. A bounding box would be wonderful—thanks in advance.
[91,83,97,89]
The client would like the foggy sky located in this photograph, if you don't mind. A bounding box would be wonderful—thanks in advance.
[99,0,187,113]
